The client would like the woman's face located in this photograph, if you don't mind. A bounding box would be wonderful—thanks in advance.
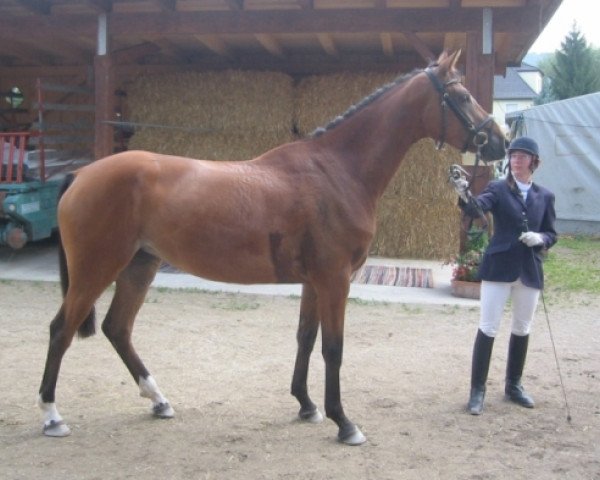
[509,150,534,179]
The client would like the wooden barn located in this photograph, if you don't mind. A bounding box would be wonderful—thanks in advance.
[0,0,561,258]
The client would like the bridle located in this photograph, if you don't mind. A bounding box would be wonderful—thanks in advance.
[424,67,494,153]
[428,66,493,234]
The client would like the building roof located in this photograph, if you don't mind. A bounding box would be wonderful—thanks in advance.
[0,0,563,75]
[494,64,539,100]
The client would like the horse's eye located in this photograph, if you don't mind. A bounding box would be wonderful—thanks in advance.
[461,94,471,104]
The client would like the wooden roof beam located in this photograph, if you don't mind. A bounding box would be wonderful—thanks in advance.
[149,38,191,63]
[195,35,234,58]
[157,0,177,11]
[226,0,244,10]
[380,33,393,57]
[0,7,545,37]
[317,33,338,56]
[0,37,55,65]
[37,36,92,63]
[295,0,313,9]
[85,0,114,13]
[15,0,51,15]
[113,42,161,64]
[255,34,285,58]
[402,31,435,63]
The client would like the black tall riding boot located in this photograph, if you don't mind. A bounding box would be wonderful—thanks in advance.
[505,333,535,408]
[467,329,495,415]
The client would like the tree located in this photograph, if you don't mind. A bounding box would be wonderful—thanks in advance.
[550,24,600,100]
[535,54,557,105]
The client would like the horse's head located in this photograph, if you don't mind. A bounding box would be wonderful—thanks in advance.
[422,50,506,162]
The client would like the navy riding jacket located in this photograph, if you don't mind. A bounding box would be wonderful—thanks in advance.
[461,179,557,289]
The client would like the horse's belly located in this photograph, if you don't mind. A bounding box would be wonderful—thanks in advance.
[150,239,303,285]
[182,255,282,284]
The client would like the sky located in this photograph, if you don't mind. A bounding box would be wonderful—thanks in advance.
[528,0,599,53]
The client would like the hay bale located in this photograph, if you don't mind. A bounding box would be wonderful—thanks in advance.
[126,70,294,159]
[128,128,294,161]
[370,139,461,260]
[294,72,397,136]
[128,70,293,133]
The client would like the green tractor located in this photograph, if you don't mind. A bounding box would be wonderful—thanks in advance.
[1,132,67,249]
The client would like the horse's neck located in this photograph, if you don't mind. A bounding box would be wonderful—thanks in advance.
[315,81,428,202]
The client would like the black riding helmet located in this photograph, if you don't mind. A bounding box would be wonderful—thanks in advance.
[506,136,540,173]
[507,136,539,157]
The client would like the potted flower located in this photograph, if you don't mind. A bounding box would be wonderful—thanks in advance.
[447,227,488,299]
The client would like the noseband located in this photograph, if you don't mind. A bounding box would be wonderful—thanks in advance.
[425,68,493,152]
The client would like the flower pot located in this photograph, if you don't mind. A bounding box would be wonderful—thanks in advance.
[451,279,481,299]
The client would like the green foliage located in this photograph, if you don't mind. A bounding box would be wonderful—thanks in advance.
[549,25,600,100]
[545,235,600,293]
[447,227,488,282]
[535,54,558,105]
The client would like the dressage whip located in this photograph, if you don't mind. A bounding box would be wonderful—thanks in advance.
[523,226,572,423]
[538,285,572,422]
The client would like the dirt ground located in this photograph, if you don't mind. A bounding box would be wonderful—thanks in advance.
[0,280,598,480]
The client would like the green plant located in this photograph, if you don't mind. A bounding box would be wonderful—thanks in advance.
[446,227,488,282]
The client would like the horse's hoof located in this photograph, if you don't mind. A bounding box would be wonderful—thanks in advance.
[153,402,174,418]
[43,420,71,437]
[338,425,366,446]
[298,407,324,424]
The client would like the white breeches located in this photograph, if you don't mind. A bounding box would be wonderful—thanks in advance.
[479,279,540,337]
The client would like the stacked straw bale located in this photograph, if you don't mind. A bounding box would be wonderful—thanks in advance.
[370,139,461,260]
[294,72,397,136]
[127,70,294,160]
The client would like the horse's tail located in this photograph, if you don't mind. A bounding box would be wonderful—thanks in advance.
[57,173,96,339]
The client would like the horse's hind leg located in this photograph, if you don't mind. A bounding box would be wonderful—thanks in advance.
[101,250,174,418]
[39,292,105,436]
[291,284,324,423]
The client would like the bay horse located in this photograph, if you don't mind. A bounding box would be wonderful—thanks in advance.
[38,51,505,444]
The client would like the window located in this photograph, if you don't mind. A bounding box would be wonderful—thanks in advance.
[4,87,23,108]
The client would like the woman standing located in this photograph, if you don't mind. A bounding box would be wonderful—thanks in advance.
[453,136,558,415]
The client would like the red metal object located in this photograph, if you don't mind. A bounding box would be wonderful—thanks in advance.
[0,132,31,184]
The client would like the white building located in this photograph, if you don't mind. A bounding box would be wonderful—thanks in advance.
[493,63,543,130]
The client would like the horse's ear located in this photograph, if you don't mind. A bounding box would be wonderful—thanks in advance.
[449,50,462,70]
[435,50,461,78]
[436,50,449,62]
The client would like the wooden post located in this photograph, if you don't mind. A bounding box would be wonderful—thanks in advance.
[94,13,115,160]
[459,21,496,252]
[465,31,494,112]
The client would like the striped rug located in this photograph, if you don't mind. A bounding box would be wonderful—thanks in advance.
[351,265,434,288]
[160,263,434,288]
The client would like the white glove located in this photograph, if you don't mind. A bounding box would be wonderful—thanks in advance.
[519,231,544,247]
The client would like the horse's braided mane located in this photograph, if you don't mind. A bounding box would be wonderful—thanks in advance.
[310,62,440,138]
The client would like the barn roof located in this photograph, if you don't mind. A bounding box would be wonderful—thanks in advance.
[0,0,562,75]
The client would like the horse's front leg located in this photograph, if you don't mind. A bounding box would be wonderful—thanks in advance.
[317,276,366,446]
[291,284,323,424]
